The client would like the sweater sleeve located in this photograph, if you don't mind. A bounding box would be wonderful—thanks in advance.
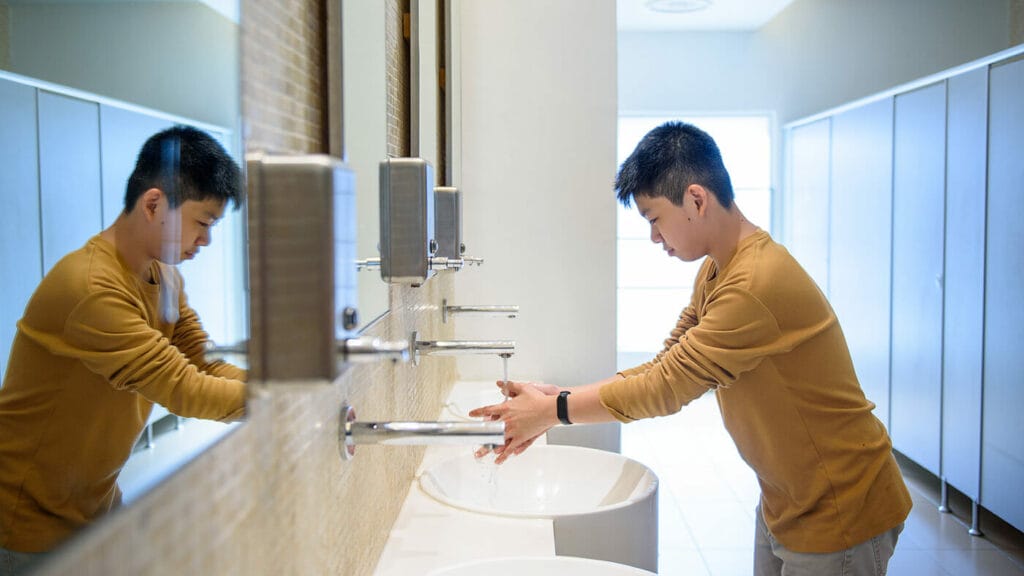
[171,289,247,382]
[63,289,246,422]
[600,285,782,422]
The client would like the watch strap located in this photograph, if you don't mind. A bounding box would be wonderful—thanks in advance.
[557,390,572,425]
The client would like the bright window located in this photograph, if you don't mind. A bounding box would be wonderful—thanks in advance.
[616,115,772,368]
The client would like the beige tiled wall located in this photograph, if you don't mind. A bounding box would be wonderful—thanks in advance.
[34,1,456,574]
[242,0,326,155]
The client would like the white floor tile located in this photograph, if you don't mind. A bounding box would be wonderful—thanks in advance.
[620,390,1024,576]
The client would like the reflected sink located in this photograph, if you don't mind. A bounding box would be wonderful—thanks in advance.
[419,445,658,571]
[427,556,656,576]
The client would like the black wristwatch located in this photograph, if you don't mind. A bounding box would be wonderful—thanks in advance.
[557,390,572,425]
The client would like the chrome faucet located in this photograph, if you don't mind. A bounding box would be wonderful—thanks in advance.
[442,299,519,323]
[338,337,411,363]
[410,331,514,365]
[340,404,503,459]
[205,340,248,363]
[355,257,381,271]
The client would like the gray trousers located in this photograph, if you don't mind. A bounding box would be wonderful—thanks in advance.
[0,547,45,576]
[754,506,903,576]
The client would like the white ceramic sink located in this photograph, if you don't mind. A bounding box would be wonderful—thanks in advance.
[427,556,656,576]
[419,444,655,517]
[418,444,659,571]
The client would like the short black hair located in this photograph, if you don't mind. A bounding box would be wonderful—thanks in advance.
[615,121,734,209]
[124,126,243,213]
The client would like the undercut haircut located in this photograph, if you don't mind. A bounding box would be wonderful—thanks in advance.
[615,121,734,209]
[124,126,243,214]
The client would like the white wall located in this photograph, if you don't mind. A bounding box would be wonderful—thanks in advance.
[454,0,618,391]
[619,0,1018,236]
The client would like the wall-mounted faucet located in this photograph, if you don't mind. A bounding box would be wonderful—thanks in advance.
[338,337,410,363]
[441,299,519,323]
[409,330,514,365]
[340,404,503,460]
[355,257,380,271]
[205,341,248,363]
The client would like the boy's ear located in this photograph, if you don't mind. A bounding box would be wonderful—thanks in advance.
[688,184,708,214]
[141,188,165,222]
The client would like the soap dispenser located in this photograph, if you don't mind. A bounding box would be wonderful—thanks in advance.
[433,186,462,261]
[433,186,483,268]
[379,158,462,285]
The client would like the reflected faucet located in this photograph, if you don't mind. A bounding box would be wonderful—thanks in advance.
[410,331,515,365]
[442,298,519,323]
[355,257,381,271]
[340,404,503,460]
[205,340,248,363]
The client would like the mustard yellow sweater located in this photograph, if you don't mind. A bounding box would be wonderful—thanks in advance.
[600,230,911,553]
[0,236,245,552]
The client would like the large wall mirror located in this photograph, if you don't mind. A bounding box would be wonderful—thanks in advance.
[343,0,390,327]
[0,0,245,519]
[342,0,446,330]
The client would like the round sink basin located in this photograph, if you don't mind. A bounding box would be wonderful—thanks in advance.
[427,556,656,576]
[419,444,656,517]
[418,444,659,572]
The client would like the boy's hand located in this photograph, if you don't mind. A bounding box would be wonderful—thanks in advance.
[469,381,560,464]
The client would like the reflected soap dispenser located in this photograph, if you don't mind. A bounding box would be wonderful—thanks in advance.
[433,186,483,268]
[433,186,462,262]
[379,158,459,285]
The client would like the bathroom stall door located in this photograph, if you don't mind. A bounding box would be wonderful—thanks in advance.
[0,78,43,382]
[99,105,174,227]
[785,118,831,293]
[889,82,947,476]
[828,98,894,428]
[982,57,1024,533]
[37,91,103,273]
[942,67,988,501]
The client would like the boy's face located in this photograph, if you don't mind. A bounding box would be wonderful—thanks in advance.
[636,194,703,262]
[159,197,226,265]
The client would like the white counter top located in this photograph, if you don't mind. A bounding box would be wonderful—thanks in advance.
[373,382,556,576]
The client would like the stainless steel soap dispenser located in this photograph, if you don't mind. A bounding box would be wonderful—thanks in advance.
[379,157,436,285]
[433,186,462,261]
[434,186,483,268]
[247,153,358,382]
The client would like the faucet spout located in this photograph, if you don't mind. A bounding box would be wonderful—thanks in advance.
[340,404,503,460]
[346,420,504,446]
[442,299,519,323]
[414,340,516,355]
[409,330,514,365]
[205,340,248,363]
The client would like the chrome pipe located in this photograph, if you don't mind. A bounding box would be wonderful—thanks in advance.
[355,257,381,270]
[443,301,519,323]
[414,339,516,356]
[338,337,410,363]
[346,420,504,446]
[339,404,503,460]
[205,341,248,362]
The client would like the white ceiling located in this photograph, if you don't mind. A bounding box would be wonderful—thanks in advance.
[617,0,797,31]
